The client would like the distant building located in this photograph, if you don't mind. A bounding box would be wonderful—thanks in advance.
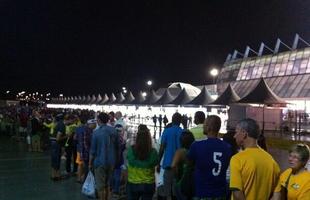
[217,46,310,100]
[216,34,310,131]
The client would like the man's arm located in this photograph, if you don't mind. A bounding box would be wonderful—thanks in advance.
[232,190,246,200]
[89,155,94,171]
[88,134,96,171]
[158,142,166,164]
[114,131,120,167]
[156,142,166,172]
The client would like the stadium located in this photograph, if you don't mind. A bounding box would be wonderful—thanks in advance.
[47,34,310,132]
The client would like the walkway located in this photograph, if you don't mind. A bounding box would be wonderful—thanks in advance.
[0,131,309,200]
[0,136,88,200]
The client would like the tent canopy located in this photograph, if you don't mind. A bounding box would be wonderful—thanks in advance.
[238,78,287,106]
[115,92,125,104]
[107,93,117,104]
[169,88,195,105]
[131,91,146,104]
[143,90,161,105]
[168,82,201,96]
[89,95,97,104]
[123,91,135,104]
[85,95,92,104]
[187,86,213,106]
[99,94,109,105]
[95,94,103,104]
[154,89,176,105]
[211,84,240,106]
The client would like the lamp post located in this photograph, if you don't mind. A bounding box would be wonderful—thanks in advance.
[147,80,152,87]
[146,80,153,96]
[122,87,127,94]
[210,68,219,94]
[142,92,147,97]
[210,68,219,84]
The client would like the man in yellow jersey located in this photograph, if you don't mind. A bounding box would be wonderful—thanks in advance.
[189,111,206,141]
[230,118,280,200]
[64,115,78,176]
[43,116,56,136]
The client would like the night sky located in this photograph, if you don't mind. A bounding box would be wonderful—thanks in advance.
[2,0,310,97]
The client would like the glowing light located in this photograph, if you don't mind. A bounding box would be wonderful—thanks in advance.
[147,80,152,86]
[210,68,219,77]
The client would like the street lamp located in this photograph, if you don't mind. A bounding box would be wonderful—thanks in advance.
[147,80,152,86]
[122,87,127,94]
[142,92,147,97]
[210,68,219,84]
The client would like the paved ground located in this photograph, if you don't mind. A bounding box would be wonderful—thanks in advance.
[0,132,309,200]
[0,135,89,200]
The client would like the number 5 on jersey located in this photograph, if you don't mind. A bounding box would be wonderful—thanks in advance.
[212,152,222,176]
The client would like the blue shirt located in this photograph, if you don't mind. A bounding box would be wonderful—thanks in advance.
[188,138,232,198]
[54,121,66,145]
[160,125,182,168]
[90,125,119,168]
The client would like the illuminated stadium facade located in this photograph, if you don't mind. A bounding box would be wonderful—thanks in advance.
[217,34,310,113]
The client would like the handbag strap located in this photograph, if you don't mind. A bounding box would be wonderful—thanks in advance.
[284,172,292,189]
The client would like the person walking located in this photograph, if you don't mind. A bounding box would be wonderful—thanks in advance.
[50,113,67,181]
[157,112,183,200]
[89,112,119,200]
[171,130,195,200]
[126,124,158,200]
[189,111,206,141]
[188,115,232,199]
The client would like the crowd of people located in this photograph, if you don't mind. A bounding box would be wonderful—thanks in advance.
[1,105,310,200]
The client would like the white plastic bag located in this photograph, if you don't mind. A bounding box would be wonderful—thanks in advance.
[155,167,164,187]
[82,171,96,197]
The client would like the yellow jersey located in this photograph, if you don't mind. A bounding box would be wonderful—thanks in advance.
[43,122,56,135]
[230,147,280,200]
[190,124,206,141]
[277,168,310,200]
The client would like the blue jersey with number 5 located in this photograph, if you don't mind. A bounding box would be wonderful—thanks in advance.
[188,138,232,198]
